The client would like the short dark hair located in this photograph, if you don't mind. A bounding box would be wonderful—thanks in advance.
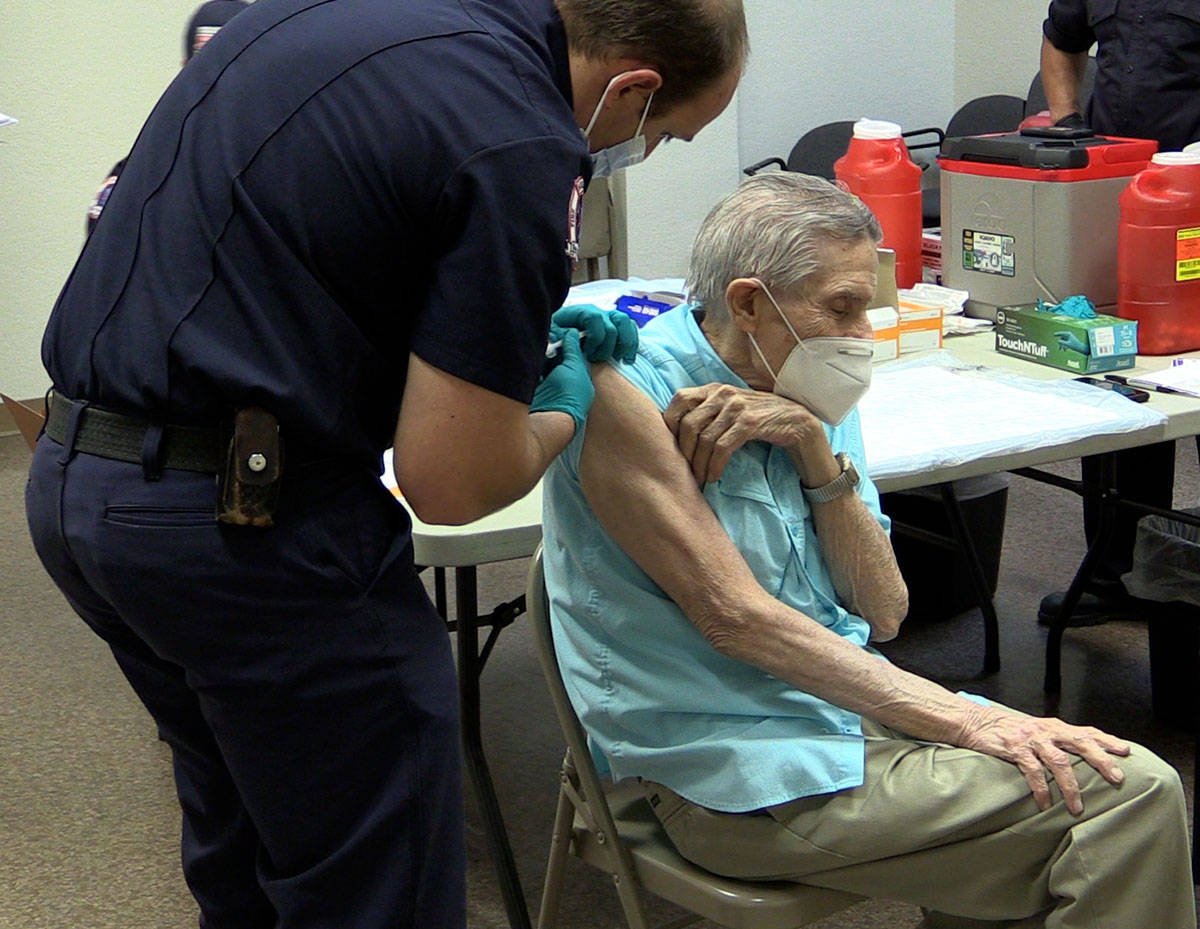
[556,0,747,112]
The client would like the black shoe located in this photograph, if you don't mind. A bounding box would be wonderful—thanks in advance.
[1037,589,1131,627]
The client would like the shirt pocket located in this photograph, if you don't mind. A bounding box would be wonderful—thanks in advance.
[710,454,795,597]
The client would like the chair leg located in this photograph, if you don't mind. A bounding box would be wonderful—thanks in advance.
[537,778,576,929]
[611,870,651,929]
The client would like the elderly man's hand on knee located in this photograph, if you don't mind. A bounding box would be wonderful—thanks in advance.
[955,705,1131,814]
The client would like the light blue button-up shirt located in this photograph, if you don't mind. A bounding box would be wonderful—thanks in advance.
[541,303,894,812]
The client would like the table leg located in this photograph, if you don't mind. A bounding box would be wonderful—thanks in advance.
[1042,454,1117,695]
[455,566,532,929]
[435,566,448,618]
[937,482,1002,675]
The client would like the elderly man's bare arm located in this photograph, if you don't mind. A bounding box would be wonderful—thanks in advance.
[662,380,907,640]
[579,364,1129,815]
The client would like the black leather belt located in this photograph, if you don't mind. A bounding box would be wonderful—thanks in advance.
[44,391,224,473]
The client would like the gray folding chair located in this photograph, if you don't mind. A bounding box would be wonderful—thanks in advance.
[525,547,863,929]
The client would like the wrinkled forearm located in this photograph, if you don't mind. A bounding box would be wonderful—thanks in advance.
[808,491,908,640]
[784,442,907,640]
[706,592,989,743]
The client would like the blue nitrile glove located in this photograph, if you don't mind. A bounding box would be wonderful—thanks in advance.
[552,304,639,363]
[530,326,593,432]
[1037,295,1096,319]
[1054,330,1091,354]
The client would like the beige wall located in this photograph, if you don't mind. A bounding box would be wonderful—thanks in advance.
[1,3,195,400]
[953,0,1049,104]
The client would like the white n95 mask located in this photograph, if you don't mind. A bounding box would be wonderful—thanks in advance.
[747,281,874,426]
[583,74,654,179]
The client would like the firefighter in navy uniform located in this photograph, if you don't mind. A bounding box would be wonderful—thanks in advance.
[27,0,745,927]
[86,1,249,237]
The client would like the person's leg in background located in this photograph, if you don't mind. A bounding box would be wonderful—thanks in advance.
[1038,440,1176,625]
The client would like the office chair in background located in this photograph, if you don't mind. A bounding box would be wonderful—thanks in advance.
[526,547,864,929]
[743,120,944,227]
[743,120,943,182]
[943,94,1026,139]
[919,93,1027,227]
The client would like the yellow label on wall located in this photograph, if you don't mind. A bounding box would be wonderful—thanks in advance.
[1179,227,1200,282]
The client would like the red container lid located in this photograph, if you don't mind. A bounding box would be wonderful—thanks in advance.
[939,129,1157,182]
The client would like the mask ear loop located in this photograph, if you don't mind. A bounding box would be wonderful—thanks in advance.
[752,278,809,353]
[746,331,779,383]
[583,73,622,139]
[634,91,654,138]
[584,76,655,141]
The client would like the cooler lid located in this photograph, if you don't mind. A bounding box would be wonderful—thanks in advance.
[939,127,1157,181]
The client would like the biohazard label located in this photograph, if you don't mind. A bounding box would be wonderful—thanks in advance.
[961,229,1015,277]
[1177,227,1200,282]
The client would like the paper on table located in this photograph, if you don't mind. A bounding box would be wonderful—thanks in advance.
[859,352,1167,481]
[1126,359,1200,397]
[0,112,17,128]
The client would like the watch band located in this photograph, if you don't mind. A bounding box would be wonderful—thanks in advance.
[802,452,860,504]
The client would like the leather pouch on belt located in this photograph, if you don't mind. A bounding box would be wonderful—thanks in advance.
[218,407,283,527]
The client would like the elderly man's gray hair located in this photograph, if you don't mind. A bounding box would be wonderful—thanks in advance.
[686,173,883,325]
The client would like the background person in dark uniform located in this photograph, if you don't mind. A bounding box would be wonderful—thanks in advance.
[86,0,250,237]
[1037,0,1200,625]
[26,1,746,927]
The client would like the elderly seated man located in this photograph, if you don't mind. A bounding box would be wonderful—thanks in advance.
[540,172,1195,929]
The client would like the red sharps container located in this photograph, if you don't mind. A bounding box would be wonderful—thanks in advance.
[1118,150,1200,354]
[835,118,923,288]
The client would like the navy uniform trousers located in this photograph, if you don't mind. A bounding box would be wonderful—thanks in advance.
[26,434,465,929]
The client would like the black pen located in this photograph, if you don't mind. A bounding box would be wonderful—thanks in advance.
[1104,373,1188,395]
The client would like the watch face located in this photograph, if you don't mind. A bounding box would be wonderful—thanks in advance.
[804,452,859,503]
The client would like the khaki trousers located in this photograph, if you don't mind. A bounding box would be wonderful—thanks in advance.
[642,718,1195,929]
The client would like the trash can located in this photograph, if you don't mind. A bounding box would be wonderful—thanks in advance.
[1122,508,1200,733]
[883,474,1010,622]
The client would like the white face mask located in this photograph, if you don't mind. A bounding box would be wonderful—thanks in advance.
[582,73,654,178]
[746,281,874,426]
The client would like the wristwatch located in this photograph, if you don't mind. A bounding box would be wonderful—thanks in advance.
[801,452,860,504]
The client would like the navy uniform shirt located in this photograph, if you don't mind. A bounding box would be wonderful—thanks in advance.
[1044,0,1200,151]
[45,0,590,470]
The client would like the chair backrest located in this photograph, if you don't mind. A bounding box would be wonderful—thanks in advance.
[1025,56,1098,118]
[784,120,856,179]
[1,393,45,452]
[944,94,1027,139]
[525,548,863,929]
